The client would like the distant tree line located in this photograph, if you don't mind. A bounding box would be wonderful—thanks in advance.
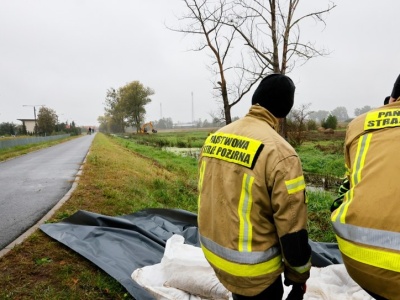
[0,106,81,137]
[97,80,239,134]
[308,105,373,124]
[97,81,377,135]
[286,104,375,147]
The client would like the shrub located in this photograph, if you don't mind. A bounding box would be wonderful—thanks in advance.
[306,119,317,131]
[321,115,338,129]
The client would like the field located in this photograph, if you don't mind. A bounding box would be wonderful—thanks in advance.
[0,130,346,299]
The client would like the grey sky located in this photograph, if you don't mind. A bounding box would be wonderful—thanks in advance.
[1,0,399,127]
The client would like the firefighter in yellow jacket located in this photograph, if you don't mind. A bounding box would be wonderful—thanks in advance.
[198,74,311,300]
[331,74,400,300]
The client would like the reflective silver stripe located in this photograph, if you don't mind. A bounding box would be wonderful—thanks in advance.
[285,175,305,194]
[199,235,280,264]
[290,260,311,274]
[332,221,400,252]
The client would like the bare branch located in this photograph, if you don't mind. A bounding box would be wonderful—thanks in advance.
[169,0,335,127]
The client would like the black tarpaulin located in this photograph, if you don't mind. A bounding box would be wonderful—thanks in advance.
[40,208,342,300]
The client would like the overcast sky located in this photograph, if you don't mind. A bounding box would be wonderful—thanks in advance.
[1,0,400,127]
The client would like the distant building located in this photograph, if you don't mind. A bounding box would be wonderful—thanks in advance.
[173,122,196,129]
[17,119,36,133]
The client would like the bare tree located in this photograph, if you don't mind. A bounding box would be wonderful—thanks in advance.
[170,0,264,124]
[225,0,335,136]
[227,0,335,74]
[173,0,335,129]
[286,103,313,147]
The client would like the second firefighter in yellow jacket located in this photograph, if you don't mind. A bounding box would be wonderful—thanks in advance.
[331,74,400,300]
[198,74,311,300]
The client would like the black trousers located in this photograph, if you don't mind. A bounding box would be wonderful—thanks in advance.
[232,276,284,300]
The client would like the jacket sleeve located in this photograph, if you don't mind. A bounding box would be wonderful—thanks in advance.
[269,155,311,284]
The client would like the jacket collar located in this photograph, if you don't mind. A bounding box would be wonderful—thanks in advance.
[385,100,400,108]
[246,104,279,131]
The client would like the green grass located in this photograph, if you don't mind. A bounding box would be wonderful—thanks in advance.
[296,141,346,177]
[306,189,336,242]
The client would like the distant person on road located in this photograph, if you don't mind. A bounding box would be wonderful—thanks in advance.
[331,74,400,300]
[197,74,311,300]
[88,127,92,135]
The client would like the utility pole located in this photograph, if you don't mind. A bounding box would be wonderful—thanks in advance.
[23,104,45,136]
[191,92,194,125]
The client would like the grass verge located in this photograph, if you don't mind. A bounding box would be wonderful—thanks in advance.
[0,133,198,299]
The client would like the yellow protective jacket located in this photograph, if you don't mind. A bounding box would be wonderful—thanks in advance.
[331,101,400,299]
[198,105,311,296]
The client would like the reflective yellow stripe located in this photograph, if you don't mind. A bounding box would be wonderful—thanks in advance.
[331,185,350,223]
[197,161,206,218]
[331,194,343,221]
[332,134,372,223]
[201,244,282,277]
[285,175,305,194]
[352,134,371,185]
[336,235,400,272]
[238,174,254,252]
[340,134,372,223]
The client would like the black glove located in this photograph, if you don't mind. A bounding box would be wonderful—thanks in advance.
[330,177,349,212]
[284,279,306,300]
[330,196,343,212]
[338,178,350,196]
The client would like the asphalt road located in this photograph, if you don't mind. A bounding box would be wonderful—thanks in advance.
[0,133,95,250]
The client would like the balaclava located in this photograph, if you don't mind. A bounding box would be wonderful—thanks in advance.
[391,74,400,99]
[252,74,295,118]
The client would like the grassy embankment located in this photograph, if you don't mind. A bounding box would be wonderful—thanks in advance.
[0,131,344,299]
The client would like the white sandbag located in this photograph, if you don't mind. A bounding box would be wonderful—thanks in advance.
[132,234,374,300]
[131,262,204,300]
[162,234,231,300]
[305,265,373,300]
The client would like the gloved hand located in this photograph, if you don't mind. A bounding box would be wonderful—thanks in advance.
[330,196,343,212]
[284,279,306,300]
[338,177,350,196]
[331,177,349,212]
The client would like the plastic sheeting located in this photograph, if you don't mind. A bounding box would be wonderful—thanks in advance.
[40,208,343,300]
